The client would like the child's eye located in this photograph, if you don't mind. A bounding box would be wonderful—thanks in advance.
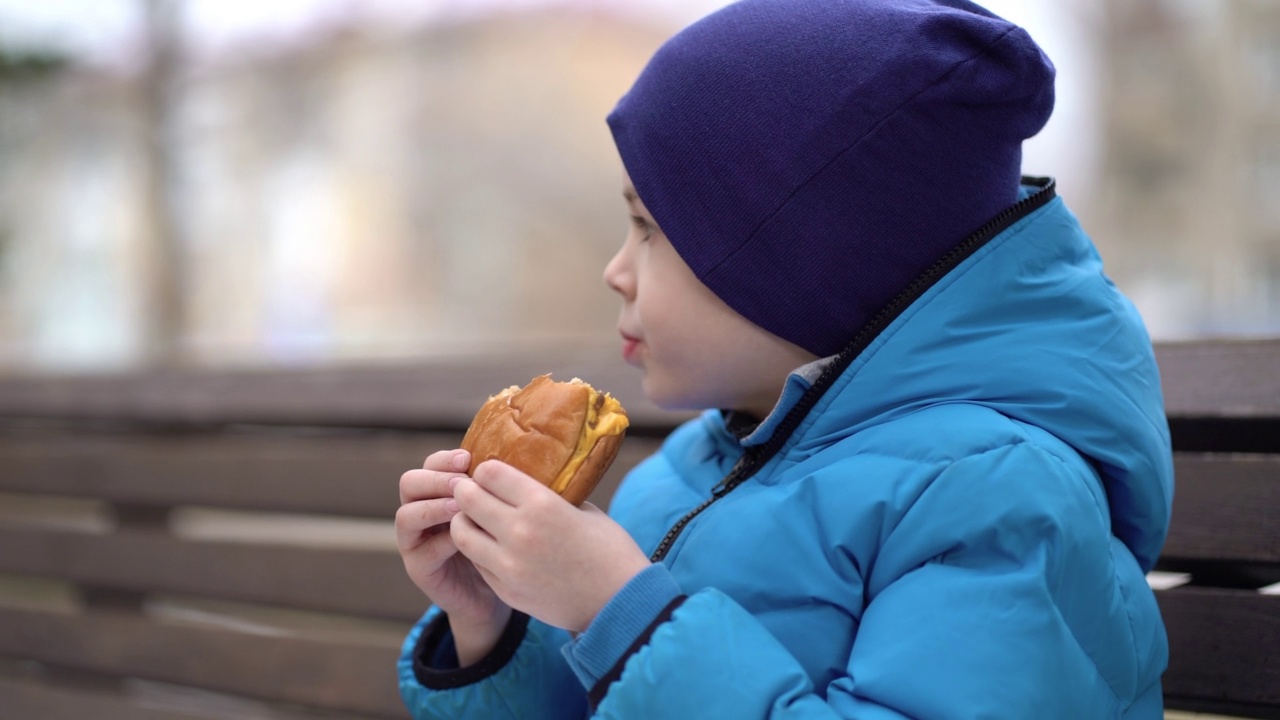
[630,216,653,240]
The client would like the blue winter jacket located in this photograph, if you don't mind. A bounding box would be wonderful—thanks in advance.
[398,179,1174,718]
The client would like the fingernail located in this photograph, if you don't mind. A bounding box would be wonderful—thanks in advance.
[452,451,470,471]
[449,476,461,491]
[445,499,460,513]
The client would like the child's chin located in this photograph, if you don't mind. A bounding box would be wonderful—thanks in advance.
[642,377,714,413]
[640,376,679,410]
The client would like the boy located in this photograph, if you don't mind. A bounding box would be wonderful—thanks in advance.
[394,0,1174,717]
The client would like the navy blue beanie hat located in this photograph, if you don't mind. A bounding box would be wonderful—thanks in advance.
[608,0,1055,358]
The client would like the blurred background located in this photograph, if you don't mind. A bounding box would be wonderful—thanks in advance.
[0,3,1276,716]
[0,0,1277,376]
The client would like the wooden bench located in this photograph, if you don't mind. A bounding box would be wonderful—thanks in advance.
[1150,339,1280,719]
[0,340,1275,718]
[0,356,677,719]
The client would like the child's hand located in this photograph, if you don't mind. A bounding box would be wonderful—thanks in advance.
[450,460,652,633]
[397,449,511,664]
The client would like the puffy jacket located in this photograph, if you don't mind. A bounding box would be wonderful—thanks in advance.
[399,178,1174,719]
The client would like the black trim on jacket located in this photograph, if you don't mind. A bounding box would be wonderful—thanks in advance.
[647,177,1057,563]
[587,595,688,711]
[413,610,531,690]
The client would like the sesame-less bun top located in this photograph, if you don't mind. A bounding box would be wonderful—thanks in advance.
[607,0,1055,358]
[460,375,629,507]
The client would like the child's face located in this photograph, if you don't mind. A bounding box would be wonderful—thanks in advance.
[603,171,818,419]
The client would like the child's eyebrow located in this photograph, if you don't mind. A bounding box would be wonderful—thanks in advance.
[622,189,639,205]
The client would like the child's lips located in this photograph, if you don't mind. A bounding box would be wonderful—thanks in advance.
[620,335,641,363]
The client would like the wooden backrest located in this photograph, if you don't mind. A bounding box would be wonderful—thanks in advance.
[0,360,677,719]
[0,340,1276,718]
[1153,340,1280,719]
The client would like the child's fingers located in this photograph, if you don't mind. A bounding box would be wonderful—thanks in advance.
[422,449,471,472]
[450,510,500,569]
[471,459,551,507]
[400,464,467,504]
[452,473,517,533]
[395,498,459,551]
[407,520,463,566]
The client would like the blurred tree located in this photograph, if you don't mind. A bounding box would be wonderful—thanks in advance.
[0,50,67,84]
[140,0,186,366]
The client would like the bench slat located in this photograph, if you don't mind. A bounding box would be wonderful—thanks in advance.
[1158,587,1280,714]
[2,338,1269,422]
[1163,454,1280,563]
[0,433,441,518]
[0,357,689,430]
[1156,339,1280,419]
[0,677,386,720]
[4,338,1271,431]
[0,677,215,720]
[0,607,409,718]
[0,433,664,517]
[0,339,1274,425]
[0,526,427,621]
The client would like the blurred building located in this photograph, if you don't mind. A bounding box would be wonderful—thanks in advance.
[0,0,1277,374]
[1093,0,1280,338]
[0,8,669,371]
[0,51,148,370]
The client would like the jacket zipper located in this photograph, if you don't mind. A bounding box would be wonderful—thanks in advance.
[648,178,1058,563]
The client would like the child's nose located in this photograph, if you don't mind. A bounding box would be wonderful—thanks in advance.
[603,246,633,298]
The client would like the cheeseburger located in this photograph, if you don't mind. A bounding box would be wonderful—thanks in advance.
[460,375,629,506]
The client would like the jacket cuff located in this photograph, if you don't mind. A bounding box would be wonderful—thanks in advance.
[413,608,531,690]
[560,563,684,693]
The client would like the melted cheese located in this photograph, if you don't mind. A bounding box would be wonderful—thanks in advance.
[551,392,628,492]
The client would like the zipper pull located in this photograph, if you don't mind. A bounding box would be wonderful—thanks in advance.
[710,460,742,497]
[711,449,757,497]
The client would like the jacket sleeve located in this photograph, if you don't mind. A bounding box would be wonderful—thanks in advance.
[398,605,586,719]
[588,443,1161,718]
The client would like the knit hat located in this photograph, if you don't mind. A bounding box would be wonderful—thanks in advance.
[607,0,1055,358]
